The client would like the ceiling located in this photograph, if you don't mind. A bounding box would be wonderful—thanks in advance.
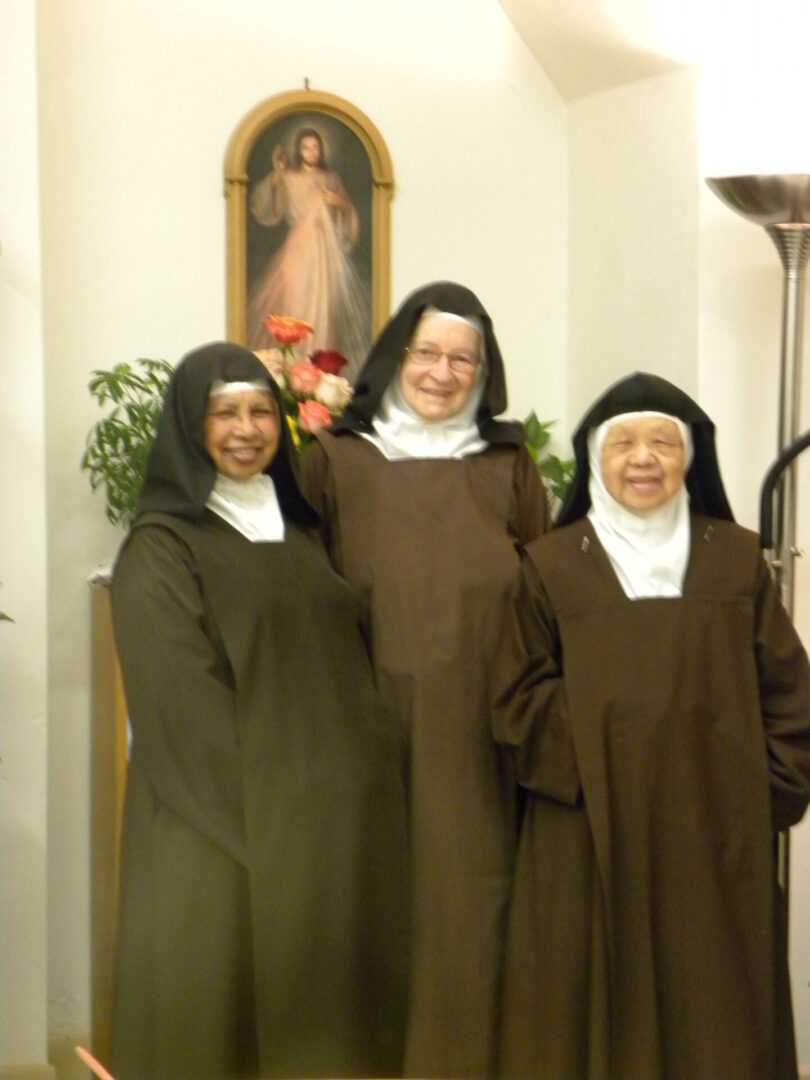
[497,0,689,101]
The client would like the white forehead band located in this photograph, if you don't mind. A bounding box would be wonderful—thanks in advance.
[419,307,485,361]
[208,379,270,398]
[591,411,694,470]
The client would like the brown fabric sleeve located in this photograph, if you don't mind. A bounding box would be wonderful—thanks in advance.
[298,437,339,562]
[111,525,247,863]
[491,549,581,805]
[509,443,552,544]
[753,553,810,831]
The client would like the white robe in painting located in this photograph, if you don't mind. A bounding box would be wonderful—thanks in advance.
[248,163,371,380]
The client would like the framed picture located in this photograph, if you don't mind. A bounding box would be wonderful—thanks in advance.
[225,89,394,381]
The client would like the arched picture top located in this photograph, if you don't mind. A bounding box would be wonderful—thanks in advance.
[225,90,394,384]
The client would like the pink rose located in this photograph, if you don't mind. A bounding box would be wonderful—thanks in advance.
[311,349,348,376]
[298,399,333,433]
[253,348,286,388]
[288,361,322,396]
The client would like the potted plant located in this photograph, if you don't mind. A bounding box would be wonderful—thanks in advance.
[81,358,174,528]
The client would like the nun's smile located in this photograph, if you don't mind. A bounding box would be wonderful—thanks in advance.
[399,313,481,422]
[601,416,686,512]
[204,389,280,480]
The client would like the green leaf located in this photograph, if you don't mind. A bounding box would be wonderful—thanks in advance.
[524,412,575,506]
[524,410,554,453]
[82,356,173,527]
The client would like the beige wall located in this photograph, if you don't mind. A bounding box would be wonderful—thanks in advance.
[567,68,700,419]
[567,66,810,1068]
[699,180,810,1068]
[18,0,568,1070]
[4,0,810,1073]
[0,0,50,1073]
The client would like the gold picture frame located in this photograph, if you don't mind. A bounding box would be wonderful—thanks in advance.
[224,89,394,379]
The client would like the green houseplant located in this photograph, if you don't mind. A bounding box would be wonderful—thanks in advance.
[81,358,174,527]
[524,410,575,507]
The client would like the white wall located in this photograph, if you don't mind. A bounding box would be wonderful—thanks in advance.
[32,0,567,1064]
[0,1,51,1073]
[11,0,810,1072]
[567,67,701,424]
[568,63,810,1069]
[700,180,810,1067]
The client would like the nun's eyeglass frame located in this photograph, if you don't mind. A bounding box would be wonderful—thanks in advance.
[405,345,479,374]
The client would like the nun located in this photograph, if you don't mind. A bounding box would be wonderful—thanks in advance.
[299,281,550,1078]
[109,342,409,1080]
[492,371,810,1079]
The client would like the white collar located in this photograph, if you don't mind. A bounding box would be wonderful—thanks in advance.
[361,371,487,461]
[206,472,285,542]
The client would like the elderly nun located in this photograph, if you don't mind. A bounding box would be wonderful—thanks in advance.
[300,281,550,1079]
[492,371,810,1080]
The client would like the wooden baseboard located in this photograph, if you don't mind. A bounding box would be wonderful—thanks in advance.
[89,584,128,1065]
[45,1035,93,1080]
[0,1065,56,1080]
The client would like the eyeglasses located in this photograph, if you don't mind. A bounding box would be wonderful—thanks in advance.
[405,345,479,374]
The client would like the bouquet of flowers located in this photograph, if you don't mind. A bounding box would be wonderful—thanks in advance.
[254,315,353,447]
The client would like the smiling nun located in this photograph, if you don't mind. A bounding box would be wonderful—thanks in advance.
[492,371,810,1080]
[109,342,408,1080]
[300,281,550,1078]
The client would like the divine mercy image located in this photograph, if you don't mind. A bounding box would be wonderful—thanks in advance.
[245,113,373,381]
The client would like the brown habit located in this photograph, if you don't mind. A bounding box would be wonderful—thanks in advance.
[301,432,549,1078]
[492,515,810,1080]
[110,512,409,1079]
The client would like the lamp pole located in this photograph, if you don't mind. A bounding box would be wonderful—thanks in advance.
[706,173,810,913]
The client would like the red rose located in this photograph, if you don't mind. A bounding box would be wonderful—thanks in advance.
[298,399,333,433]
[263,315,314,346]
[288,361,322,396]
[310,349,348,376]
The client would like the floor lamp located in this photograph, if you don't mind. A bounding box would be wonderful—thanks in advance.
[705,173,810,915]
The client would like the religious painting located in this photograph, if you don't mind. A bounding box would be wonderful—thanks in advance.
[225,89,394,382]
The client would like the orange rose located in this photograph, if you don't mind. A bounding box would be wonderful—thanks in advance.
[263,315,314,346]
[288,361,322,396]
[298,399,333,433]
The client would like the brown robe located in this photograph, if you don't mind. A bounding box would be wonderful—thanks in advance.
[110,511,409,1079]
[301,432,549,1078]
[492,515,810,1080]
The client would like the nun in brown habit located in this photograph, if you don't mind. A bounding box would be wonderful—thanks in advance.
[109,342,409,1079]
[299,281,550,1078]
[492,371,810,1079]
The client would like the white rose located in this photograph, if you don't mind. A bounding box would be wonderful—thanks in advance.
[314,372,353,412]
